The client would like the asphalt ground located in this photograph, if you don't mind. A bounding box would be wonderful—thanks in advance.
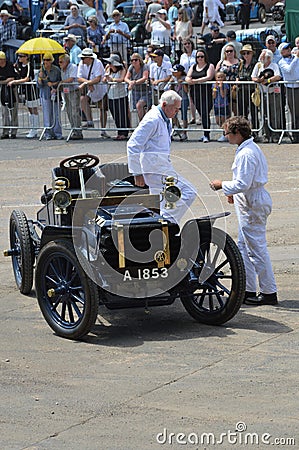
[0,128,298,449]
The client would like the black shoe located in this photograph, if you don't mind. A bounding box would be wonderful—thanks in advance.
[1,134,9,139]
[10,135,16,139]
[245,292,278,306]
[70,134,83,140]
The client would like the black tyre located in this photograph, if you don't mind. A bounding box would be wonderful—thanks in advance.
[181,227,245,325]
[35,240,99,340]
[259,6,267,23]
[9,209,34,294]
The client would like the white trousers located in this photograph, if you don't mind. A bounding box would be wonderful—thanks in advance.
[234,188,277,294]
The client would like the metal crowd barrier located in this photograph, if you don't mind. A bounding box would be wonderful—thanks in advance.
[1,80,299,143]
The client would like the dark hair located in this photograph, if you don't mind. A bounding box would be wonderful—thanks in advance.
[183,39,195,51]
[223,116,252,139]
[196,47,209,64]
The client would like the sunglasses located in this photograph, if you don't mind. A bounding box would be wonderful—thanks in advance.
[242,51,252,55]
[184,42,191,45]
[43,58,52,61]
[225,49,234,53]
[267,40,275,44]
[131,58,139,62]
[18,55,26,57]
[196,54,205,58]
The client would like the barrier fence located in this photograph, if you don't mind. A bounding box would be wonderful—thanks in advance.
[1,80,298,143]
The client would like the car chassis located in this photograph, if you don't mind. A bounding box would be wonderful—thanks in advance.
[5,154,246,340]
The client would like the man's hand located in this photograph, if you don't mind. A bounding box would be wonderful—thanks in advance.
[210,179,222,191]
[134,174,145,187]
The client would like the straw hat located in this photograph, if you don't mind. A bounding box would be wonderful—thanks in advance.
[240,44,255,55]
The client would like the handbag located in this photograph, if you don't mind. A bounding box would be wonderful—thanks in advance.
[251,86,261,107]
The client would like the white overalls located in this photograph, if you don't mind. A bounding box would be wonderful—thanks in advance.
[222,137,277,294]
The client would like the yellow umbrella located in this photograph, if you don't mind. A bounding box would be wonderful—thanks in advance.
[16,37,66,55]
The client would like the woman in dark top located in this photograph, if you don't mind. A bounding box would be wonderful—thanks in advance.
[186,47,215,143]
[236,44,259,136]
[9,53,39,138]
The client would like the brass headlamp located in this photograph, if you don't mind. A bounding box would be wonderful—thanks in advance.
[52,177,72,214]
[161,175,181,210]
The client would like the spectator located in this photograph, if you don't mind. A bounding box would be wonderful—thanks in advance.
[63,4,86,40]
[212,71,230,141]
[149,49,172,105]
[251,49,282,143]
[146,9,172,56]
[51,0,69,10]
[0,51,18,139]
[125,52,151,121]
[265,35,281,64]
[145,0,163,24]
[236,44,259,139]
[127,90,196,223]
[86,15,105,56]
[240,0,252,30]
[0,9,16,41]
[216,43,241,114]
[102,9,131,63]
[37,52,63,140]
[173,8,193,43]
[180,0,194,22]
[58,53,83,140]
[144,43,171,67]
[15,0,30,18]
[167,64,189,141]
[221,30,242,59]
[179,38,197,124]
[94,0,106,26]
[63,34,82,65]
[9,53,39,139]
[132,0,146,15]
[197,25,226,66]
[77,48,107,135]
[210,116,278,306]
[291,36,299,56]
[186,47,215,142]
[278,42,299,144]
[201,0,223,35]
[103,53,130,141]
[168,0,179,30]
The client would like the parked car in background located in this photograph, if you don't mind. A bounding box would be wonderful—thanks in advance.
[225,0,267,24]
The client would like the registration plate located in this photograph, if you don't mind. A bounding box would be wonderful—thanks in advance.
[123,267,168,282]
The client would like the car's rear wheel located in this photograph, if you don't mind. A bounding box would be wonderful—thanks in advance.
[35,240,99,340]
[180,228,245,325]
[9,209,34,294]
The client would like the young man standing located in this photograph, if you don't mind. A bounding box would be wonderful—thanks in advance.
[210,116,278,306]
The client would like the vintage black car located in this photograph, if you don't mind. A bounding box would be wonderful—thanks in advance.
[5,154,246,340]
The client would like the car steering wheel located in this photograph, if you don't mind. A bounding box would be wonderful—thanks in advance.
[60,154,100,170]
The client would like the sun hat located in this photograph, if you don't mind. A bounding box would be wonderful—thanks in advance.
[240,44,255,54]
[0,51,6,59]
[103,53,123,67]
[150,49,164,57]
[78,48,97,59]
[278,42,291,53]
[157,8,167,14]
[0,9,13,16]
[112,9,121,15]
[43,52,54,62]
[63,34,77,43]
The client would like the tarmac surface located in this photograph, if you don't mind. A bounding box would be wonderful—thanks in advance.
[0,129,298,450]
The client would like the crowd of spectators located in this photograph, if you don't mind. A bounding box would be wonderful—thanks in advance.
[0,0,299,142]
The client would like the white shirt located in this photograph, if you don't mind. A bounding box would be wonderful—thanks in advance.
[150,60,172,89]
[151,20,172,47]
[222,138,269,199]
[77,58,107,101]
[251,61,281,93]
[179,50,196,73]
[127,105,172,175]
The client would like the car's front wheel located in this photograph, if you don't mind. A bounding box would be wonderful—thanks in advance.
[35,240,99,340]
[180,228,245,325]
